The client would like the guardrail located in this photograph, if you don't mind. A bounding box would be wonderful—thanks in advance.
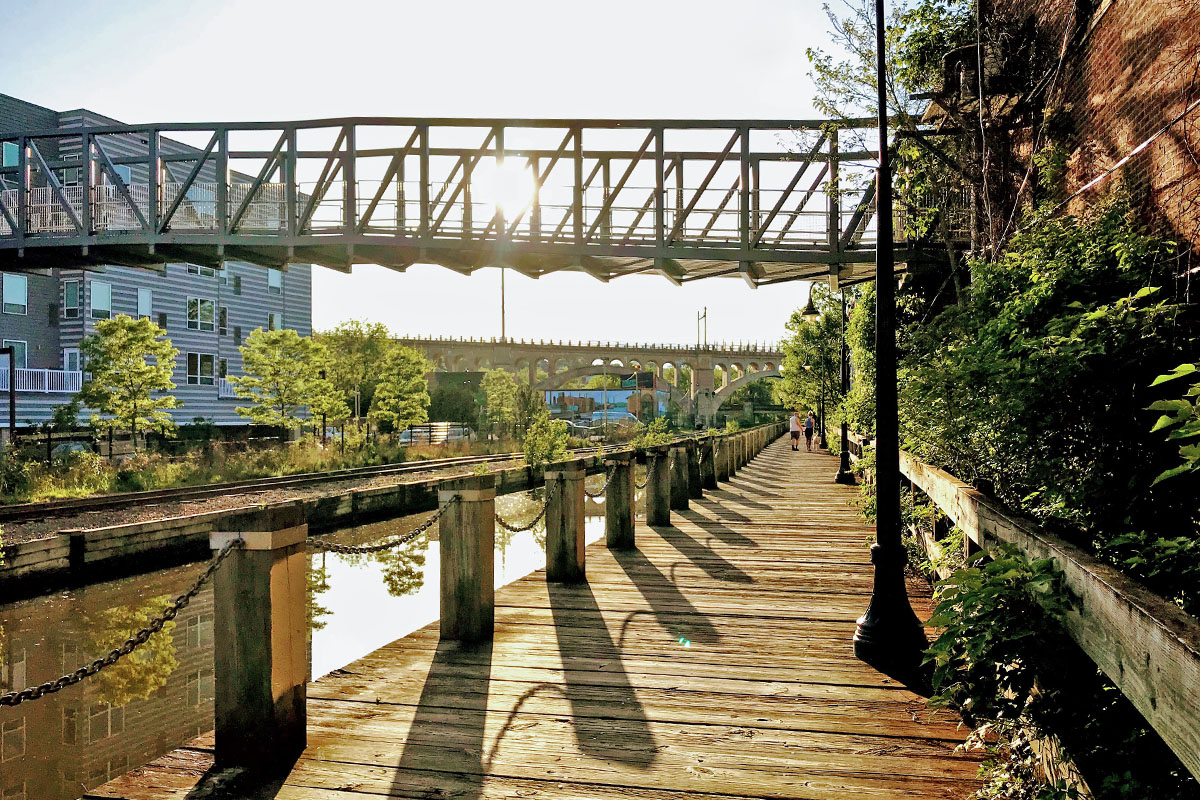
[850,436,1200,783]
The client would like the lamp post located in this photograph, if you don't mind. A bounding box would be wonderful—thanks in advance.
[835,292,856,484]
[853,0,926,680]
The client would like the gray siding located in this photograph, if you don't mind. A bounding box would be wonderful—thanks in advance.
[0,95,314,430]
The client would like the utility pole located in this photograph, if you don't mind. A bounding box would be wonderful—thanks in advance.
[853,0,926,680]
[500,267,507,342]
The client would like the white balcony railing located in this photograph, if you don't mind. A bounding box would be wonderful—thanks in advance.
[0,368,84,394]
[217,377,237,399]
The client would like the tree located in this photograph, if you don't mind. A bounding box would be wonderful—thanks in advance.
[513,383,547,440]
[522,407,569,467]
[481,369,518,436]
[368,345,431,431]
[584,374,622,389]
[233,328,333,430]
[778,285,843,430]
[316,320,393,418]
[79,315,179,449]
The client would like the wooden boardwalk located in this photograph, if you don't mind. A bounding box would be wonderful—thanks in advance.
[94,436,982,800]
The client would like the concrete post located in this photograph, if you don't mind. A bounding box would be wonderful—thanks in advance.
[210,504,308,769]
[699,438,717,490]
[685,439,703,499]
[646,446,671,526]
[545,459,586,583]
[605,453,635,549]
[669,444,690,510]
[438,475,496,642]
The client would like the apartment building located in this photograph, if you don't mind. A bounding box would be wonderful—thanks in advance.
[0,94,312,429]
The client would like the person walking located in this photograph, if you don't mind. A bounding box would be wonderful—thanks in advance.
[804,410,816,452]
[789,410,803,451]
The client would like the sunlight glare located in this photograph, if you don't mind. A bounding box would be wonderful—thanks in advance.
[472,157,537,218]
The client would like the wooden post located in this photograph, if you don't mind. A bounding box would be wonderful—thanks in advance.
[438,475,495,642]
[686,439,703,499]
[669,444,690,511]
[210,503,308,770]
[724,434,737,478]
[646,446,671,526]
[605,453,635,549]
[699,438,718,490]
[545,459,586,583]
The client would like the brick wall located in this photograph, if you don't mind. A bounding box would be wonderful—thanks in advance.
[992,0,1200,254]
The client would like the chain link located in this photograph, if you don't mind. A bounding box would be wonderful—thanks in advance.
[583,467,617,500]
[495,481,553,533]
[0,538,244,708]
[306,495,459,554]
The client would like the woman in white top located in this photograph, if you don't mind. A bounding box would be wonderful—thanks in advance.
[789,411,802,451]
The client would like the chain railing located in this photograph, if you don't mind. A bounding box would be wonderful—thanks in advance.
[495,482,553,533]
[584,466,617,500]
[0,537,244,707]
[305,495,460,554]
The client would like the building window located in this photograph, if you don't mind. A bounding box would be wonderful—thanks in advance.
[187,352,215,386]
[186,613,214,647]
[186,668,214,707]
[63,279,80,318]
[219,306,228,336]
[137,287,153,320]
[218,358,228,379]
[1,717,25,761]
[186,264,216,277]
[186,297,215,331]
[2,341,27,370]
[233,326,242,346]
[0,142,18,168]
[90,280,112,320]
[61,707,78,746]
[87,703,124,743]
[267,312,281,331]
[267,268,282,295]
[232,275,242,295]
[2,273,27,315]
[63,349,80,372]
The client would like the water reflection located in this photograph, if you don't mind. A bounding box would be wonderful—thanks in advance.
[0,486,610,799]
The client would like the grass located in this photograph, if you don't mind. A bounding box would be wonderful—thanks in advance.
[0,433,525,504]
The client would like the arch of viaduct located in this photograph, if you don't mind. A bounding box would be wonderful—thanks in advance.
[399,335,784,421]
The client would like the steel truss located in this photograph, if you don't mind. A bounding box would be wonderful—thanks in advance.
[0,116,905,286]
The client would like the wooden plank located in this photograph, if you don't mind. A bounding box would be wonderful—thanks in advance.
[899,449,1200,782]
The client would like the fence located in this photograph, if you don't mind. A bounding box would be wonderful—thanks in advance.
[0,367,83,393]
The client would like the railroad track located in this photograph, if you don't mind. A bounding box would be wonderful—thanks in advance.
[0,446,610,524]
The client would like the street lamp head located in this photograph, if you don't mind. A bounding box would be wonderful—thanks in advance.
[801,295,820,322]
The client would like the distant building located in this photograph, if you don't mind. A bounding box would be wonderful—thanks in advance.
[0,94,312,429]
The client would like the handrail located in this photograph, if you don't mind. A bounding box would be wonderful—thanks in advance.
[891,445,1200,782]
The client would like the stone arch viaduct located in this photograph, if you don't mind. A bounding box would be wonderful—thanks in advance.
[398,335,784,421]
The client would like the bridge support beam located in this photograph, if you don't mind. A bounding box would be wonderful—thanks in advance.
[686,440,703,500]
[669,444,690,511]
[646,446,671,526]
[438,475,496,642]
[210,504,308,770]
[604,453,635,549]
[545,460,586,583]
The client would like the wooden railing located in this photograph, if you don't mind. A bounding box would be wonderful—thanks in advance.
[850,437,1200,783]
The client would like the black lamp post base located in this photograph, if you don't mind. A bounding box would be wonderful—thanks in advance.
[835,467,857,485]
[853,543,929,689]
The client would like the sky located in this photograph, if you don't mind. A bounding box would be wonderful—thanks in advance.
[5,0,838,346]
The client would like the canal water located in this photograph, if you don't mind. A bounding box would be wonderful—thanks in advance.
[0,479,628,800]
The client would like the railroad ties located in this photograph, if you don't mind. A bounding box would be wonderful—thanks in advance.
[90,429,983,800]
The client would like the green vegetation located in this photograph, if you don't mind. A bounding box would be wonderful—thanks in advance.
[778,284,843,422]
[368,345,432,431]
[79,315,180,449]
[481,368,519,436]
[632,417,673,448]
[83,595,178,707]
[522,407,569,467]
[316,319,393,418]
[1147,364,1200,484]
[429,383,476,423]
[233,328,338,429]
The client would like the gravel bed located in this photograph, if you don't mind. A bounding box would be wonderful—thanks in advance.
[0,459,527,546]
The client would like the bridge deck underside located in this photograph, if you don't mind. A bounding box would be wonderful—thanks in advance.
[92,437,982,800]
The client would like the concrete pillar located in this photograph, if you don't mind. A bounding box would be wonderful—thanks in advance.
[438,475,496,642]
[605,453,635,550]
[646,446,671,526]
[210,504,308,769]
[685,439,703,500]
[699,437,717,490]
[669,444,690,511]
[545,460,586,583]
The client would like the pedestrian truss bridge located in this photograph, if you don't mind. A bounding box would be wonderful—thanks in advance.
[0,116,902,287]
